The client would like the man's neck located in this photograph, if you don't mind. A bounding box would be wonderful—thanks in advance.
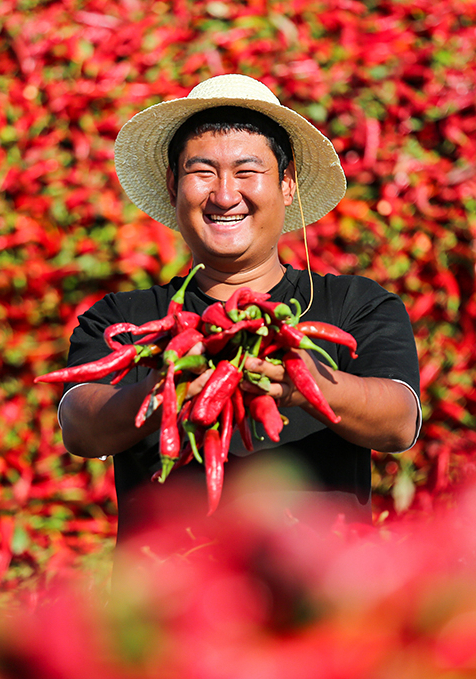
[193,256,286,301]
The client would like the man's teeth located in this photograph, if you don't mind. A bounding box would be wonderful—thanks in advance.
[209,215,246,223]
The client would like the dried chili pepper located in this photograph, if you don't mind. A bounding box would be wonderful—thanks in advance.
[190,350,243,427]
[203,423,224,516]
[34,344,140,384]
[157,361,181,482]
[296,321,358,359]
[245,393,283,442]
[283,350,341,425]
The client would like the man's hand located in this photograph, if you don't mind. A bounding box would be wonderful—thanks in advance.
[241,352,419,454]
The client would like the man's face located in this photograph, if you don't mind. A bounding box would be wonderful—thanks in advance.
[166,129,295,271]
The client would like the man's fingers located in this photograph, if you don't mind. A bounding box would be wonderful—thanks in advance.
[185,368,213,399]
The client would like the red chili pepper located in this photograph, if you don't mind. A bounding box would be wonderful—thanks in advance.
[203,424,224,516]
[296,321,358,359]
[282,350,341,425]
[135,379,165,428]
[245,393,283,443]
[274,323,338,370]
[172,310,202,335]
[104,322,140,350]
[190,354,243,428]
[158,361,181,482]
[167,263,204,315]
[225,287,270,319]
[34,345,139,384]
[163,327,204,364]
[220,398,234,462]
[202,318,264,355]
[231,387,253,451]
[201,301,234,330]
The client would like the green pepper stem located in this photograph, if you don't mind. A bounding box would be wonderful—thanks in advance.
[172,263,205,305]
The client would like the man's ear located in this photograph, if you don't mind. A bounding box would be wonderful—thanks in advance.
[166,166,177,207]
[282,160,296,207]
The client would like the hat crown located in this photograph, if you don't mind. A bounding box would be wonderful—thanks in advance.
[187,74,280,105]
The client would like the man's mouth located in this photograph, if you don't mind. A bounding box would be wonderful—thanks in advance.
[207,214,247,224]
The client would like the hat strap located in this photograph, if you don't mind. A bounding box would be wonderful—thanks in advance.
[291,146,314,318]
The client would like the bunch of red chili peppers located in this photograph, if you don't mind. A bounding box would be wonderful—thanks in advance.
[35,265,358,515]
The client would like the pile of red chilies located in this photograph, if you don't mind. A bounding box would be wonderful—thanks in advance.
[35,265,358,515]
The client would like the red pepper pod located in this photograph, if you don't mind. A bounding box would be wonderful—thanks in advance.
[283,350,341,425]
[245,393,283,443]
[158,362,181,482]
[220,398,234,462]
[296,321,358,359]
[104,323,141,350]
[202,318,265,355]
[163,328,204,363]
[190,360,242,428]
[201,302,234,330]
[167,263,205,316]
[34,345,139,384]
[231,387,254,451]
[172,310,202,335]
[204,426,225,516]
[225,287,270,316]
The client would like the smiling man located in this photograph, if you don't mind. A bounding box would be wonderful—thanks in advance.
[59,75,421,536]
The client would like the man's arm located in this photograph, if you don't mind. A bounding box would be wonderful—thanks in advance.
[60,365,212,459]
[242,352,419,453]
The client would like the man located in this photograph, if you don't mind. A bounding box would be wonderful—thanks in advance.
[59,74,420,535]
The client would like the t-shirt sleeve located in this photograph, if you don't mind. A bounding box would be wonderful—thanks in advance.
[63,293,147,394]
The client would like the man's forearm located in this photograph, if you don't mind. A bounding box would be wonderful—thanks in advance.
[301,356,419,453]
[60,371,162,458]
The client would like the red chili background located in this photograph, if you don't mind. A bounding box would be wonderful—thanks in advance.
[1,0,475,593]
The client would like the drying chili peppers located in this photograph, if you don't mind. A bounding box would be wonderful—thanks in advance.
[35,267,358,515]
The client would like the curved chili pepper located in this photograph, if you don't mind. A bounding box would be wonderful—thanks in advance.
[296,321,358,359]
[204,424,224,516]
[104,323,140,350]
[282,350,341,424]
[34,345,139,384]
[245,393,283,442]
[190,355,243,428]
[231,387,253,451]
[158,361,181,482]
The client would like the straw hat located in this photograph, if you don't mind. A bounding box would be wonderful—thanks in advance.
[114,74,346,232]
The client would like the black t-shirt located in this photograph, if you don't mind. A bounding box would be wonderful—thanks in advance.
[64,266,420,529]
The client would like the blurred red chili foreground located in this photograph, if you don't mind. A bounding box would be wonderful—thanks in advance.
[3,462,476,679]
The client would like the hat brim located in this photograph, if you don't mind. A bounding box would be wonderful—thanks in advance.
[114,96,346,233]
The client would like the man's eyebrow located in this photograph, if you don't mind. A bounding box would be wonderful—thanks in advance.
[183,155,266,169]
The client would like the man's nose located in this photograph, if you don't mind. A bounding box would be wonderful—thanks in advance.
[210,174,241,208]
